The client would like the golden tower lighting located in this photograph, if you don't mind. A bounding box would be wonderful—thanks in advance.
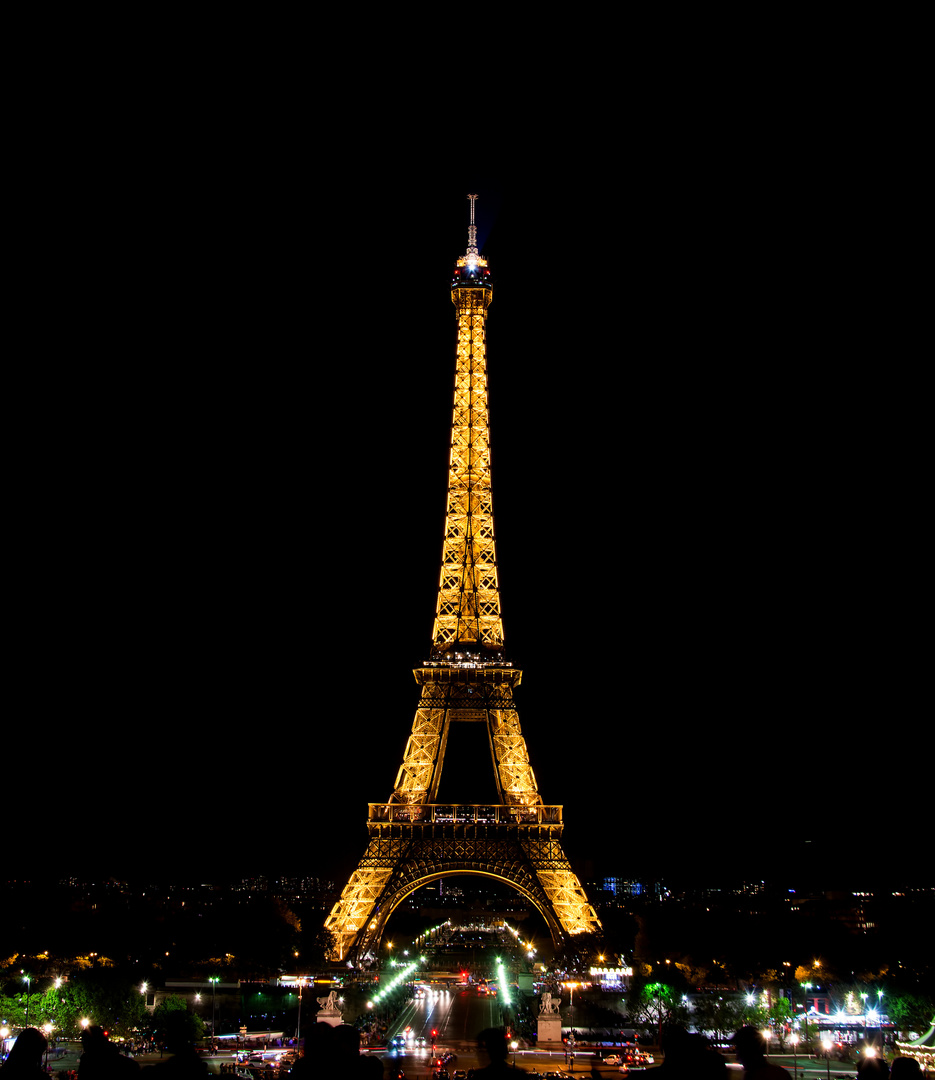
[325,195,600,962]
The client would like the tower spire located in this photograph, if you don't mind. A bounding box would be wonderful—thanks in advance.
[435,196,497,659]
[455,195,488,278]
[465,193,479,267]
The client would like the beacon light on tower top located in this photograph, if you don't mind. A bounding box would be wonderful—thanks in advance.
[453,193,490,285]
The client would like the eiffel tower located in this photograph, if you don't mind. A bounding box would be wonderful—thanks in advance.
[325,195,601,962]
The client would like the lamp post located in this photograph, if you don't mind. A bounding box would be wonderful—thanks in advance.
[821,1037,832,1080]
[295,978,307,1050]
[791,1032,799,1077]
[22,975,31,1028]
[209,977,219,1042]
[564,982,578,1069]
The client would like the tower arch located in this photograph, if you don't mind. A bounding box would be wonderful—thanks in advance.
[353,865,565,962]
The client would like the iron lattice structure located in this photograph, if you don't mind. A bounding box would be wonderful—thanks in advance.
[325,196,600,962]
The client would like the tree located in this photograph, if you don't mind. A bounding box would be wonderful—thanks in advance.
[887,992,935,1037]
[55,972,148,1039]
[689,995,743,1044]
[625,980,688,1039]
[149,995,205,1050]
[767,997,793,1051]
[0,992,29,1029]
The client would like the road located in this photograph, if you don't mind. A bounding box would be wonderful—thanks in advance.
[374,984,629,1076]
[374,989,864,1078]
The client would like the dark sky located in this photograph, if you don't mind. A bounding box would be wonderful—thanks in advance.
[13,160,926,897]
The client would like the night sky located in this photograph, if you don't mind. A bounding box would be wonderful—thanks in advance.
[14,161,925,898]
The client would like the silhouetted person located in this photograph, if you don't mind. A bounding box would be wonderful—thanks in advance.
[473,1028,514,1076]
[732,1027,791,1079]
[79,1028,140,1080]
[889,1058,922,1079]
[2,1028,48,1080]
[858,1056,891,1078]
[656,1025,727,1077]
[287,1024,379,1079]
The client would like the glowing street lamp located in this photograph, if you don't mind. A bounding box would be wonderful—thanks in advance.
[207,977,220,1041]
[294,977,307,1048]
[822,1037,833,1080]
[801,981,813,1048]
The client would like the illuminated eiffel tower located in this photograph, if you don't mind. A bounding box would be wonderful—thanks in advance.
[325,195,601,962]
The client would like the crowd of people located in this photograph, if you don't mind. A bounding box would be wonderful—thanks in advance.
[0,1021,928,1078]
[650,1025,927,1078]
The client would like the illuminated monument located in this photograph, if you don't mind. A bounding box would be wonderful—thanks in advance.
[325,196,601,962]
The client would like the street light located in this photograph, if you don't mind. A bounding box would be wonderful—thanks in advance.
[564,981,579,1068]
[22,975,31,1028]
[822,1036,833,1080]
[295,977,307,1049]
[209,977,220,1042]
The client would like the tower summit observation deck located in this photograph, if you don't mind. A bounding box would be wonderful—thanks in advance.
[324,196,600,963]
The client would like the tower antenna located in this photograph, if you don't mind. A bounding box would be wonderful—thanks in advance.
[465,193,479,267]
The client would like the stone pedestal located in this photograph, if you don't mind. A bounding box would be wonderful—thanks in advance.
[316,1012,342,1028]
[537,1015,562,1047]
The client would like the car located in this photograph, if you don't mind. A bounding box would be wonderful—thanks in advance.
[453,1072,468,1080]
[603,1055,622,1065]
[623,1052,653,1070]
